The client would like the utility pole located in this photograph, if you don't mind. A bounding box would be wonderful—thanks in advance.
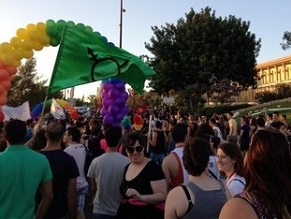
[119,0,126,48]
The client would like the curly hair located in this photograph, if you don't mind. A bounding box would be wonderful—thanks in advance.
[245,128,291,218]
[183,137,211,176]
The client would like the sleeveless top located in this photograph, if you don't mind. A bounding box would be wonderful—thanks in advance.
[169,147,189,189]
[150,130,166,154]
[237,192,279,219]
[180,181,227,219]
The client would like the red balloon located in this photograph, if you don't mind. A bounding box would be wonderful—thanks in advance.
[5,65,17,75]
[0,111,4,122]
[0,95,7,105]
[0,69,9,80]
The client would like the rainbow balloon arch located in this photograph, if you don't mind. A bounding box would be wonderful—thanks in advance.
[0,20,131,124]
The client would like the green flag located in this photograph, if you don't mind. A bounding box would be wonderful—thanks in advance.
[48,27,156,95]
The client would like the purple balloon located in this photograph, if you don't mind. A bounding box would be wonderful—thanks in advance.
[103,114,114,125]
[108,105,119,116]
[115,112,125,122]
[115,82,125,92]
[103,82,113,92]
[121,91,129,99]
[101,90,108,99]
[100,107,108,117]
[108,88,120,99]
[115,97,127,107]
[102,97,114,108]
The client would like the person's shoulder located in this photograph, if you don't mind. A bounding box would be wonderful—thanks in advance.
[219,197,257,219]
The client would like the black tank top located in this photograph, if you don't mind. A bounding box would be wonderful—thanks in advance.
[151,130,166,154]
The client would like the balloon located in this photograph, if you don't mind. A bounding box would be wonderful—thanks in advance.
[115,81,126,91]
[28,30,39,41]
[103,114,114,125]
[22,49,34,59]
[5,65,17,75]
[100,107,108,116]
[0,112,4,122]
[115,112,125,122]
[102,97,114,108]
[36,22,46,32]
[56,20,67,30]
[16,28,28,39]
[10,37,22,48]
[22,40,33,50]
[0,95,7,105]
[115,97,127,107]
[121,91,129,99]
[103,82,113,91]
[101,90,108,99]
[0,69,9,80]
[39,34,50,46]
[108,105,119,116]
[108,88,120,98]
[0,85,5,95]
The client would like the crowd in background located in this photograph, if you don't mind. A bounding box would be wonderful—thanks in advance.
[0,106,290,219]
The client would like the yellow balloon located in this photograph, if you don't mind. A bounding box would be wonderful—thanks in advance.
[22,49,33,59]
[28,30,40,41]
[26,23,36,32]
[0,42,12,53]
[39,34,50,46]
[13,48,23,60]
[36,22,46,32]
[32,42,43,51]
[13,59,21,67]
[10,37,22,48]
[21,40,33,50]
[16,28,28,39]
[2,53,15,65]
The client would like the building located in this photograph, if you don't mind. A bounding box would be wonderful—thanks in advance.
[235,54,291,103]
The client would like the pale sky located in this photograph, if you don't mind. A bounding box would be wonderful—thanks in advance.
[1,0,291,99]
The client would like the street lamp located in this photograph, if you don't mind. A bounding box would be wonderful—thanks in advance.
[119,0,126,48]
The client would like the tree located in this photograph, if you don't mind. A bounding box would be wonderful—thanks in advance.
[87,94,97,108]
[145,7,261,110]
[281,31,291,50]
[7,58,62,107]
[209,78,244,105]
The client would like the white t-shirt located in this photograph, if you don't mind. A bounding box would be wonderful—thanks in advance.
[64,143,88,189]
[213,126,223,140]
[228,118,238,136]
[226,174,245,197]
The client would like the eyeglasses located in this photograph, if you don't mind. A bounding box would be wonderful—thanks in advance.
[126,145,144,154]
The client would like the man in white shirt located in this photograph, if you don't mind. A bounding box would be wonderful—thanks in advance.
[227,112,238,143]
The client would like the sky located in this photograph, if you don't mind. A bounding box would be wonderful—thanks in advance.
[1,0,291,100]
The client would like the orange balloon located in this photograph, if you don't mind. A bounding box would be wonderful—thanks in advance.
[10,37,22,48]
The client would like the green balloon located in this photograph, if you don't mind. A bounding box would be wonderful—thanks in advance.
[46,19,56,28]
[67,21,75,27]
[50,37,60,47]
[56,19,67,31]
[85,25,93,33]
[76,23,86,31]
[46,26,59,38]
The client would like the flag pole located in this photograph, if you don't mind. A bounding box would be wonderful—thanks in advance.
[146,115,152,153]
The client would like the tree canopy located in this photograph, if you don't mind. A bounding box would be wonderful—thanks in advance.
[145,7,261,98]
[281,31,291,50]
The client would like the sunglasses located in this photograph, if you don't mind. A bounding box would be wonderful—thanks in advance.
[126,145,144,154]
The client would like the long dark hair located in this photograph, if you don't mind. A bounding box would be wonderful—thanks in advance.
[244,127,291,218]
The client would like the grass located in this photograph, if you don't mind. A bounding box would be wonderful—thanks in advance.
[235,98,291,120]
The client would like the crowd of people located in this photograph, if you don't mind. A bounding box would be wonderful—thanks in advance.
[0,107,290,219]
